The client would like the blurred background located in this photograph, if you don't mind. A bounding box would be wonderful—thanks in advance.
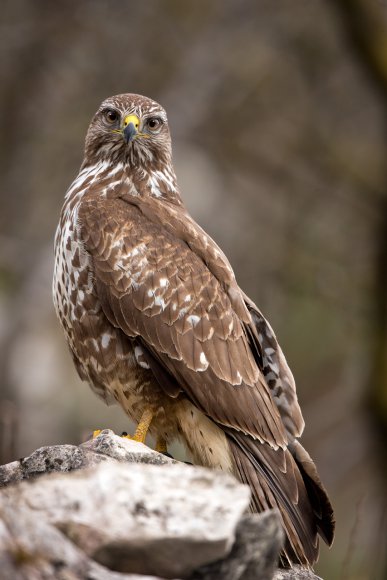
[0,1,386,578]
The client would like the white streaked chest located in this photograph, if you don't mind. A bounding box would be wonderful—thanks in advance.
[53,203,93,346]
[53,162,110,336]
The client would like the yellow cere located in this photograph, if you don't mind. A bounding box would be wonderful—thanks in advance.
[123,114,140,129]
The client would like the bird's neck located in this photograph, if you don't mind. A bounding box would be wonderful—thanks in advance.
[129,161,183,206]
[74,157,183,206]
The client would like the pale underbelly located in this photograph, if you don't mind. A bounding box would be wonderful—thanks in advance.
[61,300,234,475]
[91,358,234,474]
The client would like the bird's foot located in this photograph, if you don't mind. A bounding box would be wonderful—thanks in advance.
[93,426,176,459]
[121,408,154,445]
[122,432,147,444]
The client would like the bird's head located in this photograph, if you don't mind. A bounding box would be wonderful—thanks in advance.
[84,93,172,168]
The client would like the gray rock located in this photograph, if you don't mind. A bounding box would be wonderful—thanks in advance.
[190,510,284,580]
[0,496,166,580]
[274,568,322,580]
[21,443,102,475]
[80,429,175,466]
[1,460,250,578]
[0,459,23,487]
[0,430,173,488]
[0,432,324,579]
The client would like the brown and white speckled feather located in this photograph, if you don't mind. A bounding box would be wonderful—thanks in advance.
[242,293,305,438]
[53,93,334,568]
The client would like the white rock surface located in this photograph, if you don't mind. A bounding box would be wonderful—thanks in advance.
[0,430,322,580]
[1,459,250,578]
[80,430,176,465]
[0,496,164,580]
[273,569,322,580]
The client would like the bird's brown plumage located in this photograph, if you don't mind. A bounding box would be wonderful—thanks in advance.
[53,93,335,567]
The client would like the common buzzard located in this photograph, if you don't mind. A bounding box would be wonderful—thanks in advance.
[53,93,334,566]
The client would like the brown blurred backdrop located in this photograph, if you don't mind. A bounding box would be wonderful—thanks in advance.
[0,1,386,578]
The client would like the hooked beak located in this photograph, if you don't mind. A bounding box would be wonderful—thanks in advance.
[122,114,140,144]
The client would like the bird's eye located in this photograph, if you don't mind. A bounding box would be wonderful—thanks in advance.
[104,109,119,124]
[146,117,163,132]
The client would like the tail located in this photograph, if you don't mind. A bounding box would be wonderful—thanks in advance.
[228,432,335,566]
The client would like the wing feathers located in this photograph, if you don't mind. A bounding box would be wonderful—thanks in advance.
[289,440,335,546]
[243,293,305,438]
[81,196,288,448]
[78,191,334,566]
[228,433,320,566]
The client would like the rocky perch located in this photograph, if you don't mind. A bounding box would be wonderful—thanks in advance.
[0,430,321,580]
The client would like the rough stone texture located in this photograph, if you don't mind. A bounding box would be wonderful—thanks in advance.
[190,511,284,580]
[0,496,163,580]
[80,430,176,466]
[0,430,173,488]
[1,459,250,578]
[0,432,323,579]
[273,569,321,580]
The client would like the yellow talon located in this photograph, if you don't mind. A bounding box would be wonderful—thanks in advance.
[92,429,102,438]
[122,408,154,444]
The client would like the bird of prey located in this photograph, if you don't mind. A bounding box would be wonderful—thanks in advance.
[53,93,334,567]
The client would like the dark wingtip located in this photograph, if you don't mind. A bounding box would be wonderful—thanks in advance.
[289,439,335,547]
[228,431,335,566]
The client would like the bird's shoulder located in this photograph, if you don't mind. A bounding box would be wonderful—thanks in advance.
[78,185,251,324]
